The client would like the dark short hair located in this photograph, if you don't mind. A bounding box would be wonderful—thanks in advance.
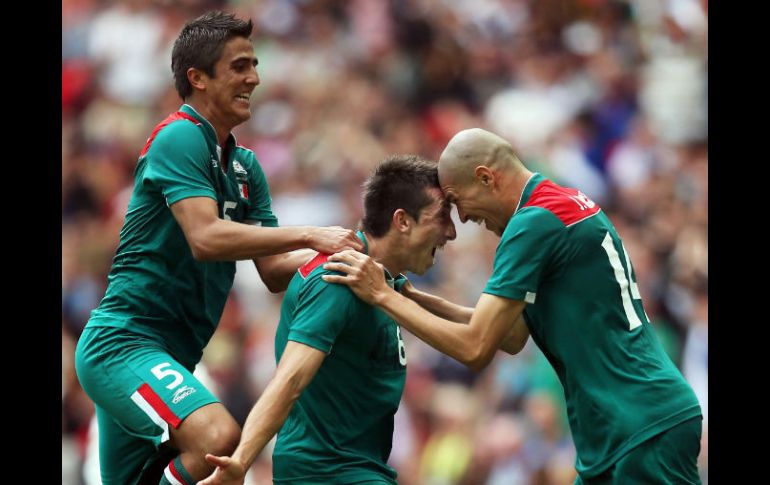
[362,155,440,238]
[171,11,253,100]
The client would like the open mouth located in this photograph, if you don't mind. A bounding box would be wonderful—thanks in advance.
[235,93,250,103]
[431,243,445,257]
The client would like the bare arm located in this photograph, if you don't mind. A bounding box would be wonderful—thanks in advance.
[170,197,362,261]
[198,341,326,485]
[401,281,474,323]
[253,249,316,293]
[498,313,530,355]
[323,251,527,371]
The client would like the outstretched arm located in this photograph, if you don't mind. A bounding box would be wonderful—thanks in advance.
[323,251,527,371]
[197,341,326,485]
[170,197,362,261]
[400,281,474,323]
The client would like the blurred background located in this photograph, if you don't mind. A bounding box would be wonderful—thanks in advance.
[62,0,708,483]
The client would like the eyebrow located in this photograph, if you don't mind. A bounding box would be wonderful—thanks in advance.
[231,56,258,66]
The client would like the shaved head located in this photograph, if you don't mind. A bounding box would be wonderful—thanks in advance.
[438,128,521,186]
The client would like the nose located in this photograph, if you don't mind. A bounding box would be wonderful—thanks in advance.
[446,219,457,241]
[457,207,468,224]
[247,65,260,87]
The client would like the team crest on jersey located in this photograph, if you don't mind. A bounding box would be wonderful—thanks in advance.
[233,160,248,175]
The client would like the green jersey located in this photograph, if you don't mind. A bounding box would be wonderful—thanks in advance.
[272,232,407,484]
[87,104,278,368]
[483,173,701,478]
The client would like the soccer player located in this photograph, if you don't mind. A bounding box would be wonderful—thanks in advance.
[199,155,520,485]
[324,128,703,484]
[74,11,362,485]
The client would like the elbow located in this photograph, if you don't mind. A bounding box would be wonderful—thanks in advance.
[188,232,218,261]
[263,278,285,294]
[462,345,495,372]
[260,268,288,293]
[501,340,527,356]
[190,242,214,262]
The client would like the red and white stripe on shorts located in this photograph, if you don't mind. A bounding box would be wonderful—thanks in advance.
[130,383,182,442]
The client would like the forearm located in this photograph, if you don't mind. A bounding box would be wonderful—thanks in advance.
[376,289,488,369]
[191,221,312,261]
[405,287,473,323]
[230,372,302,469]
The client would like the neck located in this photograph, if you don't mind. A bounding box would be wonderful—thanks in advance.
[363,231,403,277]
[186,99,233,146]
[499,167,534,221]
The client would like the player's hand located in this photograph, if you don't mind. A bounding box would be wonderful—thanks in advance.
[322,250,390,305]
[309,226,363,254]
[397,279,415,297]
[196,454,246,485]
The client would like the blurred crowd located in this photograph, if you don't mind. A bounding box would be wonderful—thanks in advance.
[62,0,708,484]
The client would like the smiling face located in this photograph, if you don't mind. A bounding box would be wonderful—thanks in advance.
[204,36,260,128]
[440,176,508,237]
[403,188,457,275]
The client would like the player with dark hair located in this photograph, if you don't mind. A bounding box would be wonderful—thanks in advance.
[325,128,703,484]
[74,11,361,485]
[198,154,480,485]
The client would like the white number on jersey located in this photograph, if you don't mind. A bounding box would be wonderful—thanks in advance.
[222,201,237,221]
[601,232,645,330]
[396,326,407,366]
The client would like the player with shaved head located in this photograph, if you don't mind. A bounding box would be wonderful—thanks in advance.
[325,128,703,484]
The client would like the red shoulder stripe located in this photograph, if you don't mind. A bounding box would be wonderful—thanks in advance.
[299,252,330,278]
[139,111,200,157]
[522,180,601,226]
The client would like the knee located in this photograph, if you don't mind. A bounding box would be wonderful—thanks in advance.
[199,417,241,456]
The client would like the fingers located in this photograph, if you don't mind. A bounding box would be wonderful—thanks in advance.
[204,454,231,467]
[323,261,355,275]
[321,274,346,284]
[327,249,365,264]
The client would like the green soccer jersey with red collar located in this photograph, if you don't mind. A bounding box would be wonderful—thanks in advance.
[87,104,278,368]
[484,173,701,478]
[272,231,407,484]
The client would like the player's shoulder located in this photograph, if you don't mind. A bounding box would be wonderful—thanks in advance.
[298,252,332,280]
[146,113,207,155]
[518,179,601,228]
[296,253,359,297]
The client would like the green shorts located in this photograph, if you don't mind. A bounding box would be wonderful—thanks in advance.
[575,416,703,485]
[75,326,219,484]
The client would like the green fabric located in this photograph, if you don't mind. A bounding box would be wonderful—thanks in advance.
[85,104,278,368]
[75,327,218,484]
[574,417,702,484]
[272,233,404,484]
[484,174,701,477]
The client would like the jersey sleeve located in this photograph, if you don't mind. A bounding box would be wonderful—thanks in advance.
[142,121,217,206]
[244,154,279,227]
[287,271,359,353]
[483,207,564,304]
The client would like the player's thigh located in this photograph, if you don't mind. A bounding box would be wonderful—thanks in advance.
[95,404,157,485]
[75,326,219,449]
[612,417,702,485]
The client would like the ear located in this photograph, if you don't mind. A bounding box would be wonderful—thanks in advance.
[474,165,495,189]
[392,208,412,234]
[187,67,208,93]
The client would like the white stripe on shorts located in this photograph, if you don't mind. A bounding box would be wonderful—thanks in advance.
[130,390,170,442]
